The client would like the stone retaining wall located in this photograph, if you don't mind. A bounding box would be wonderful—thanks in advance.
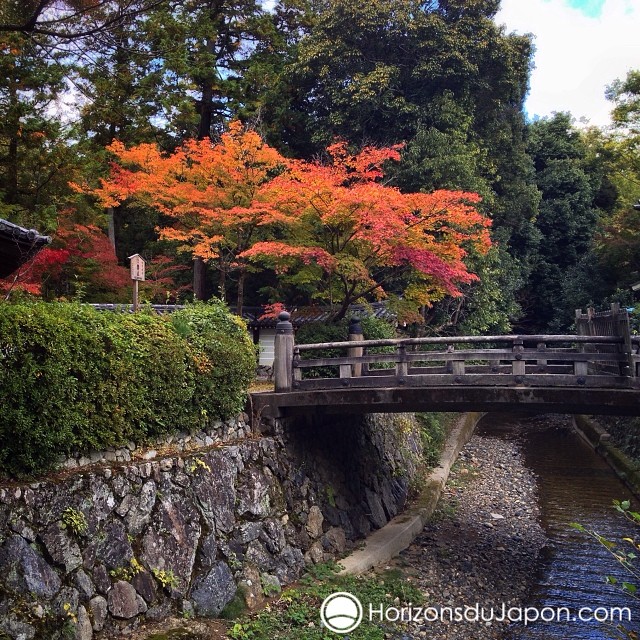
[0,412,422,640]
[57,415,252,471]
[573,415,640,497]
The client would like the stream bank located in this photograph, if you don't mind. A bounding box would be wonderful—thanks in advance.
[384,413,639,640]
[136,413,640,639]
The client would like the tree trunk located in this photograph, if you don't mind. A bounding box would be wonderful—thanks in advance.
[333,296,352,322]
[236,267,246,318]
[7,136,18,206]
[192,29,217,294]
[107,207,116,250]
[6,78,19,207]
[218,263,226,301]
[193,257,206,300]
[197,35,216,141]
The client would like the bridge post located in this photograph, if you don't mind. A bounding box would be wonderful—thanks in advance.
[273,311,294,393]
[512,338,525,377]
[396,343,409,379]
[575,308,591,373]
[348,318,364,377]
[536,342,548,372]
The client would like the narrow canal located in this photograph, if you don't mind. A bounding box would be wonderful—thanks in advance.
[478,414,640,640]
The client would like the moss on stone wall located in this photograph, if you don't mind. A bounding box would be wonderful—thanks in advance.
[594,416,640,465]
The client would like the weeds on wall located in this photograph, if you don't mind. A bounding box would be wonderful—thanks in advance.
[416,412,453,468]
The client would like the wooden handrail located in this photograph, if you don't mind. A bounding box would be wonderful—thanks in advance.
[294,351,629,368]
[286,333,636,391]
[294,334,623,352]
[273,305,638,392]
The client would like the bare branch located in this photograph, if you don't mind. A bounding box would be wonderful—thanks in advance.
[0,0,170,40]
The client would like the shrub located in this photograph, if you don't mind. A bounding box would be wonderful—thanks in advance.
[93,310,196,441]
[0,300,255,476]
[359,315,397,370]
[171,301,257,423]
[359,315,396,341]
[416,412,450,467]
[0,302,93,474]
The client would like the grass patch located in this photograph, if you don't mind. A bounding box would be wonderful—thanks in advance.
[447,460,479,489]
[430,498,459,522]
[416,413,456,468]
[248,380,274,393]
[144,631,200,640]
[227,562,423,639]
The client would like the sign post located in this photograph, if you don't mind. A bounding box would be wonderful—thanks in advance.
[128,254,146,311]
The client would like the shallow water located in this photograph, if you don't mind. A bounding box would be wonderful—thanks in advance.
[478,414,640,640]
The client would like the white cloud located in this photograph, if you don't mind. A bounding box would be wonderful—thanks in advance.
[495,0,640,127]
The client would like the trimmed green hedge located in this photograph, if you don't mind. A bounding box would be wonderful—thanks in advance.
[0,301,256,476]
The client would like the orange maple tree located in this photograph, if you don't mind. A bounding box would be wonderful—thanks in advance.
[92,121,285,313]
[93,123,491,320]
[242,141,492,321]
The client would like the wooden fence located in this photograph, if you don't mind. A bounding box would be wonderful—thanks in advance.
[575,303,638,377]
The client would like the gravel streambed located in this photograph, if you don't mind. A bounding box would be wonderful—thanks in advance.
[379,430,547,640]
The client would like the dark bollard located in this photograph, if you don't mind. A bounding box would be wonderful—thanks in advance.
[348,317,364,377]
[274,311,294,392]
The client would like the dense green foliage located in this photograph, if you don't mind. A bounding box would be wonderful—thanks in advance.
[0,30,75,230]
[295,315,396,345]
[0,1,639,331]
[295,316,396,378]
[416,412,454,468]
[0,301,255,476]
[294,318,350,347]
[525,113,603,330]
[171,303,258,420]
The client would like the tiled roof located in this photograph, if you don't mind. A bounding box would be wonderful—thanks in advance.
[89,302,395,327]
[0,219,51,278]
[242,302,395,327]
[89,304,185,314]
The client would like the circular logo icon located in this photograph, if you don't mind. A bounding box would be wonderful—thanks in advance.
[320,591,363,634]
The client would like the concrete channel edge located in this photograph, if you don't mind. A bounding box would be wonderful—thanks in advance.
[339,412,483,575]
[573,415,640,498]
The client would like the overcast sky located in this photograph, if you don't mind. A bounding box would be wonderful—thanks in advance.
[495,0,640,127]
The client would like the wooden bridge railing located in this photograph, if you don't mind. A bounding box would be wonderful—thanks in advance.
[272,309,639,393]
